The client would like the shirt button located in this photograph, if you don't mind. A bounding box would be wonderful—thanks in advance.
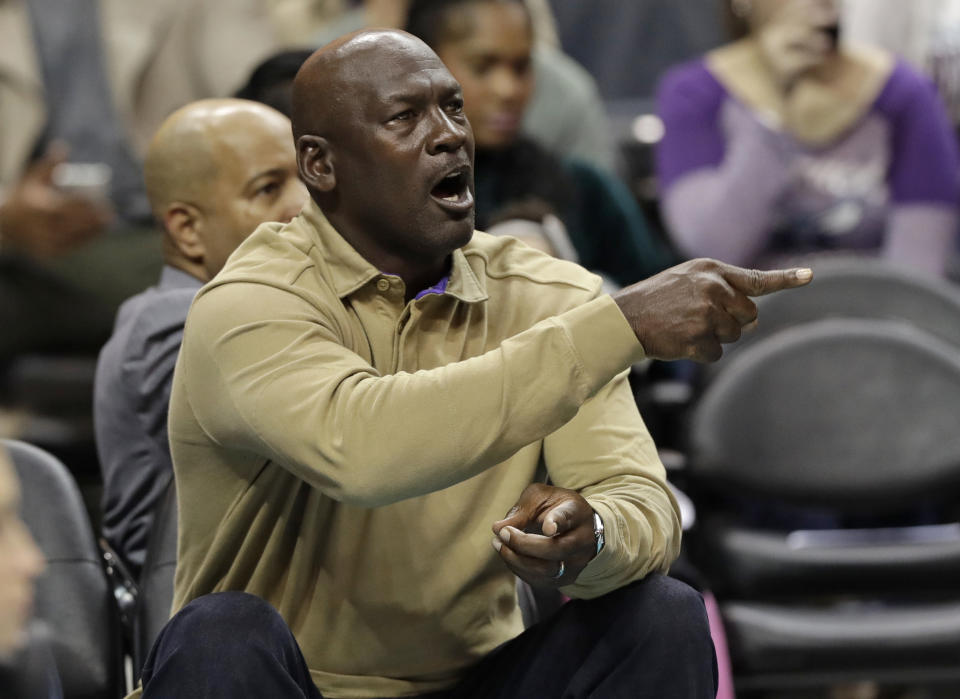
[376,278,390,292]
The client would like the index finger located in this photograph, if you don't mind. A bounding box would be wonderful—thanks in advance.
[720,263,813,297]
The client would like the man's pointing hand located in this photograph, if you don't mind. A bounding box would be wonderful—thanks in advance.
[613,258,813,363]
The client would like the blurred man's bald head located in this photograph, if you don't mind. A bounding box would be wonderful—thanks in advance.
[145,99,285,218]
[143,98,307,281]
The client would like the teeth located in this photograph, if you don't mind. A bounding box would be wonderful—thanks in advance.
[443,194,459,202]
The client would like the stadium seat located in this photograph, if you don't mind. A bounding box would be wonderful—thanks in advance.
[685,319,960,692]
[5,438,124,699]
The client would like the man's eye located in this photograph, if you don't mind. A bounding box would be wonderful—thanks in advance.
[446,100,464,115]
[390,109,415,122]
[256,182,280,197]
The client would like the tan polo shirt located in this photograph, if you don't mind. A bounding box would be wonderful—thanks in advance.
[166,201,681,698]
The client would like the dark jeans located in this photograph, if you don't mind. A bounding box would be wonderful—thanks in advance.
[141,574,717,699]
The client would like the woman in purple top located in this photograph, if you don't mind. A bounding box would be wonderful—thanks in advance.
[656,0,960,275]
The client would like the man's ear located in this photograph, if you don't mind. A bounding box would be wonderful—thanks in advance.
[297,135,335,192]
[164,203,206,261]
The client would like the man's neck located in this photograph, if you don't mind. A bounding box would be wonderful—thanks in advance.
[324,213,452,303]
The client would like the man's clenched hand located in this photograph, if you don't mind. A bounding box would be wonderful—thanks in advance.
[491,483,597,588]
[613,258,813,362]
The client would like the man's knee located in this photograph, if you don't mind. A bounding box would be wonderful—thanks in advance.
[162,591,291,650]
[142,592,319,698]
[617,574,712,647]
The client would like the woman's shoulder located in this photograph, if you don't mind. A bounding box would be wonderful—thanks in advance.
[871,53,944,117]
[658,56,727,106]
[657,57,731,128]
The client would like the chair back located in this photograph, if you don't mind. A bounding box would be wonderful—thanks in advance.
[689,318,960,512]
[758,256,960,340]
[135,480,178,674]
[4,438,122,699]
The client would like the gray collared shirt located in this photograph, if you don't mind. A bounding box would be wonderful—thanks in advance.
[94,265,203,576]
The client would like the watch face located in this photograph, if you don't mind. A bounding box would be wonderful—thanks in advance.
[593,511,605,554]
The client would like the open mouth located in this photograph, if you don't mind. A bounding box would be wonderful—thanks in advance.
[430,167,474,215]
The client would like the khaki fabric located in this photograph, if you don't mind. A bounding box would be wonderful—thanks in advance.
[167,201,680,698]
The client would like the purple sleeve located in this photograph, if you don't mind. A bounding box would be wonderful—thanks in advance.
[875,61,960,205]
[655,61,793,264]
[656,61,728,192]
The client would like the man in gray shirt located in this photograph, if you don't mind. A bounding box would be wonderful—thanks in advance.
[94,99,307,576]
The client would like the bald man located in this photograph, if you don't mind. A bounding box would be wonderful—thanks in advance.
[94,99,307,577]
[136,31,810,699]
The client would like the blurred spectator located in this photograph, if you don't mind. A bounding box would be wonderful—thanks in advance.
[407,0,675,286]
[843,0,960,125]
[235,49,316,118]
[310,0,617,171]
[656,0,960,276]
[263,0,347,45]
[95,99,307,577]
[548,0,727,100]
[0,446,57,697]
[0,0,278,362]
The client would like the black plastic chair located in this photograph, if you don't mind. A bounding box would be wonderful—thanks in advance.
[2,355,100,476]
[685,318,960,693]
[4,438,124,699]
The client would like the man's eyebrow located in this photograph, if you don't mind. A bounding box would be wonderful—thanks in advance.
[380,81,462,106]
[380,91,423,105]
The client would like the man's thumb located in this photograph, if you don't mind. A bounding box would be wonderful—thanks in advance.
[541,502,576,537]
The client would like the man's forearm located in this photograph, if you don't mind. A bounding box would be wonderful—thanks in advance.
[183,289,644,507]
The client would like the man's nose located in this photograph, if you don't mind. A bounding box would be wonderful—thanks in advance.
[427,107,468,154]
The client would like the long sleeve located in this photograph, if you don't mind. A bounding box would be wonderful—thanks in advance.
[180,283,645,508]
[879,61,960,275]
[656,61,793,265]
[544,369,681,599]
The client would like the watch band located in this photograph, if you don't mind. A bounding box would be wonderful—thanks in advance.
[592,510,605,556]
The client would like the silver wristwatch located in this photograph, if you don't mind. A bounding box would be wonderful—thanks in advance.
[592,511,605,556]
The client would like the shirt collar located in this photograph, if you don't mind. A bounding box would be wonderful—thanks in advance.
[160,265,205,291]
[301,199,487,304]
